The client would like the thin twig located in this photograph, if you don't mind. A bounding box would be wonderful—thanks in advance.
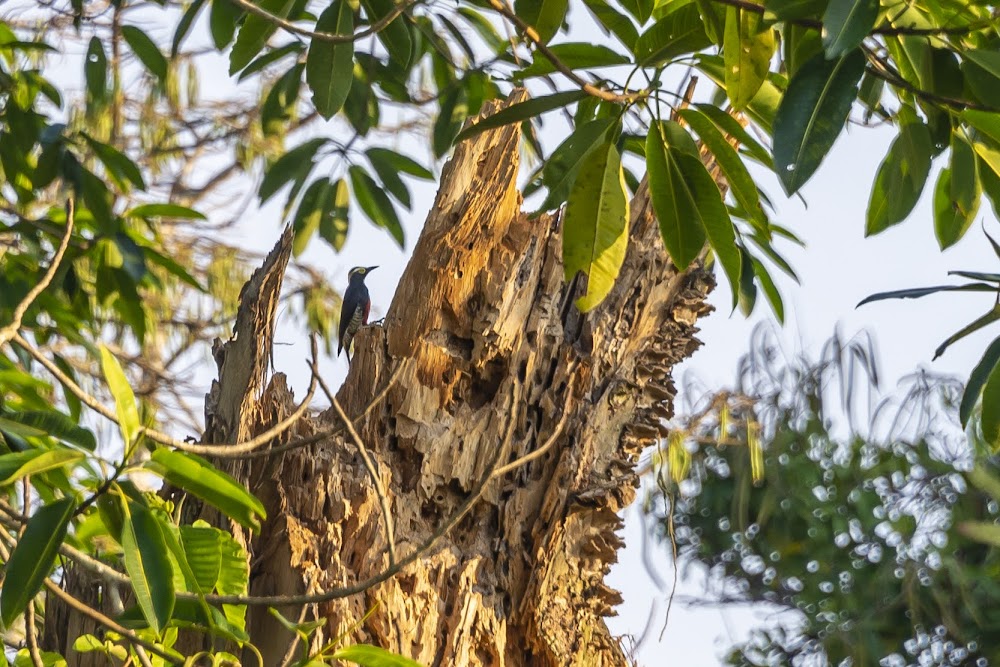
[227,0,422,44]
[11,332,317,457]
[318,363,397,565]
[0,199,75,347]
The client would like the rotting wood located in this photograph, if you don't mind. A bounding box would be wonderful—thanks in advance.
[44,86,725,666]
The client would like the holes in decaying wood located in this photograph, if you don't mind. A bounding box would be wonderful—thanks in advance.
[517,359,527,384]
[469,356,506,409]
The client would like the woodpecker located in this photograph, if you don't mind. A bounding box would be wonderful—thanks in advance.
[338,266,377,363]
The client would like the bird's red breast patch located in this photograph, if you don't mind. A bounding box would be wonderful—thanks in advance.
[363,300,371,324]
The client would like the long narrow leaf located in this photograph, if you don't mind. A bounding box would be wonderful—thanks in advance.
[120,499,175,635]
[454,91,586,144]
[99,345,139,448]
[961,335,1000,427]
[857,283,997,306]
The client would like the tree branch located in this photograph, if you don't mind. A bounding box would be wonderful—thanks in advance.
[0,200,74,347]
[226,0,422,44]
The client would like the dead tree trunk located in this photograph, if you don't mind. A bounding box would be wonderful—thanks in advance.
[45,90,717,666]
[229,91,715,666]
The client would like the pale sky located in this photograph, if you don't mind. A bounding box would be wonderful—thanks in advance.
[32,5,1000,663]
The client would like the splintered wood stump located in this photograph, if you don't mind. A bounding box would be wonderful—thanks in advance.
[227,90,715,666]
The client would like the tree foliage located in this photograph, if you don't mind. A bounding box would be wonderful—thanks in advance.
[648,326,1000,665]
[0,0,998,663]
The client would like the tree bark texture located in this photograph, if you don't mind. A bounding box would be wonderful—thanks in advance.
[45,89,720,666]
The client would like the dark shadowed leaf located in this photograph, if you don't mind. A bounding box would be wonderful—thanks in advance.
[822,0,877,58]
[961,335,1000,427]
[635,4,711,66]
[365,147,433,180]
[646,121,705,270]
[934,305,1000,360]
[172,0,207,57]
[361,0,412,67]
[455,90,586,144]
[582,0,639,50]
[865,119,932,235]
[84,37,107,102]
[210,0,243,49]
[259,138,327,204]
[981,359,1000,451]
[320,178,350,251]
[773,50,865,194]
[2,410,96,450]
[514,0,568,44]
[229,0,296,74]
[0,498,74,627]
[307,0,354,119]
[933,167,979,250]
[122,26,168,82]
[857,282,997,306]
[350,166,405,246]
[562,141,629,312]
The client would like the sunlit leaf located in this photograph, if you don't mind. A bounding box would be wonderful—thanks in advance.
[723,7,775,111]
[99,345,140,448]
[120,499,174,634]
[562,141,629,312]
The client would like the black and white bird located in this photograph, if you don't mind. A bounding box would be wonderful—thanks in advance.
[338,266,377,363]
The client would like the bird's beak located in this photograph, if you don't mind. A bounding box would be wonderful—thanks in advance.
[367,265,379,273]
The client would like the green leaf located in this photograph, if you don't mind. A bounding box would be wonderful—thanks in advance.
[261,62,306,136]
[259,138,327,204]
[0,448,85,486]
[865,119,933,235]
[229,0,297,74]
[764,0,828,21]
[99,345,140,448]
[319,178,350,251]
[962,109,1000,145]
[646,120,705,270]
[84,37,107,102]
[961,335,1000,427]
[676,151,742,308]
[0,497,74,628]
[454,90,586,144]
[238,42,305,82]
[361,0,412,67]
[857,283,997,306]
[366,150,412,208]
[349,166,405,247]
[121,26,169,82]
[365,147,433,180]
[618,0,653,24]
[950,128,980,218]
[292,178,330,256]
[562,141,629,312]
[635,4,711,67]
[981,360,1000,451]
[539,117,617,212]
[821,0,877,58]
[172,0,207,58]
[83,135,146,191]
[514,0,568,44]
[695,55,785,133]
[210,0,243,49]
[694,103,774,169]
[2,411,96,451]
[120,500,174,635]
[737,246,757,316]
[144,449,267,531]
[125,203,206,220]
[678,108,765,226]
[307,0,355,119]
[723,7,775,111]
[332,644,424,667]
[965,48,1000,83]
[582,0,639,50]
[773,50,865,194]
[751,257,784,322]
[934,304,1000,360]
[179,525,223,593]
[518,44,630,79]
[933,167,980,250]
[432,85,467,157]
